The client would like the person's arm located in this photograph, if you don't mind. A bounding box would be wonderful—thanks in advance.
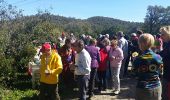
[155,54,163,75]
[132,57,139,76]
[118,40,123,49]
[50,54,63,75]
[115,49,124,61]
[97,49,101,63]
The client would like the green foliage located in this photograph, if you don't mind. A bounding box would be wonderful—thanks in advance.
[16,44,36,73]
[0,0,22,21]
[0,0,144,88]
[0,73,38,100]
[86,16,143,36]
[0,87,38,100]
[32,20,61,44]
[144,5,170,34]
[0,56,15,86]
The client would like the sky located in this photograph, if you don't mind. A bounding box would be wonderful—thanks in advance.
[6,0,170,22]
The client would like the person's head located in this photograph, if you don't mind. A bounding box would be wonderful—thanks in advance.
[138,33,155,52]
[160,26,170,42]
[61,32,65,38]
[101,38,110,46]
[117,31,124,39]
[105,34,109,39]
[110,38,118,49]
[65,38,72,47]
[89,38,97,46]
[41,42,51,56]
[136,30,143,37]
[131,33,137,40]
[112,35,117,40]
[72,40,84,53]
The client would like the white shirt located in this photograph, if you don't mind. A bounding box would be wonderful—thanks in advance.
[74,49,91,75]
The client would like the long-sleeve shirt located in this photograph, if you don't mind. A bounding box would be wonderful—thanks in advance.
[74,49,91,75]
[40,51,63,84]
[118,37,128,58]
[133,49,163,89]
[85,45,100,68]
[109,47,124,68]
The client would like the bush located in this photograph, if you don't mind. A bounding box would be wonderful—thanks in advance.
[0,56,16,87]
[0,86,39,100]
[13,44,36,73]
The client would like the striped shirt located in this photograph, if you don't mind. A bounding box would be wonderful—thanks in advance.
[133,49,163,89]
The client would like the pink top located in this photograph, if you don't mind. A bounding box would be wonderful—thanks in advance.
[109,47,124,68]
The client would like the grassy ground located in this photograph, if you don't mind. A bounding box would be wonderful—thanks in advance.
[0,73,39,100]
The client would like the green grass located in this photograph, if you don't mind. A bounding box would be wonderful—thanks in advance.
[0,87,39,100]
[0,73,39,100]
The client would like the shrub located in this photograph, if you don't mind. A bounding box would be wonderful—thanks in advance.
[0,86,39,100]
[0,56,15,87]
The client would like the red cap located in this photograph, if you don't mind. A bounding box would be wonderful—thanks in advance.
[41,43,51,52]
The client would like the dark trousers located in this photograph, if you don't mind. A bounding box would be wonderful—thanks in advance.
[97,70,106,91]
[88,68,97,95]
[76,75,89,100]
[39,82,60,100]
[60,69,75,89]
[136,86,162,100]
[124,54,130,75]
[162,79,169,100]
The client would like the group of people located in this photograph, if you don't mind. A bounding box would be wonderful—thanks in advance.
[37,25,170,100]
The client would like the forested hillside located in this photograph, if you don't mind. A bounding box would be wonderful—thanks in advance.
[1,0,170,93]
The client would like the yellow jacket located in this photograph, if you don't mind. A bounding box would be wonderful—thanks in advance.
[40,51,63,84]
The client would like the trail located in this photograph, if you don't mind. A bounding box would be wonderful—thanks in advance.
[90,77,136,100]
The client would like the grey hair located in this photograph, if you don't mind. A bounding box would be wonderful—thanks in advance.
[160,26,170,38]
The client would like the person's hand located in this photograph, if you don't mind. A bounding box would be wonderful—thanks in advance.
[45,70,50,76]
[69,63,76,72]
[110,56,115,61]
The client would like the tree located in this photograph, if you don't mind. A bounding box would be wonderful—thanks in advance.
[144,5,170,34]
[0,0,23,85]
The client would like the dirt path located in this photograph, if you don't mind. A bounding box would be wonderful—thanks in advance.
[61,64,137,100]
[89,63,137,100]
[90,77,137,100]
[61,76,137,100]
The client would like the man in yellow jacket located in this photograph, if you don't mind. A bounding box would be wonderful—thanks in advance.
[39,42,63,100]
